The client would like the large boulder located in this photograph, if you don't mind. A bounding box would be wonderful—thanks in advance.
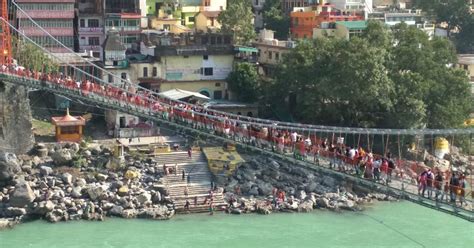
[39,166,53,176]
[257,182,273,196]
[0,152,21,186]
[4,207,27,217]
[35,200,55,215]
[87,186,105,201]
[136,192,152,205]
[9,182,36,207]
[297,200,314,213]
[51,149,73,166]
[61,173,73,185]
[108,205,124,217]
[137,206,171,220]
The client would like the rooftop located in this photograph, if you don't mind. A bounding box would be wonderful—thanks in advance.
[199,11,221,18]
[158,88,210,101]
[458,54,474,65]
[103,29,126,51]
[336,21,368,30]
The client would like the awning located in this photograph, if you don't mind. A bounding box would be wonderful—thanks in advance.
[158,88,210,101]
[235,46,258,53]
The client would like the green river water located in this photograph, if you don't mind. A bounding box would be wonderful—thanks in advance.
[0,202,472,248]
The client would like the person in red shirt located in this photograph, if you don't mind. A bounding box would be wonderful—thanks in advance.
[381,158,389,184]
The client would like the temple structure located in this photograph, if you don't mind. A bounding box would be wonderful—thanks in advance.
[51,109,86,142]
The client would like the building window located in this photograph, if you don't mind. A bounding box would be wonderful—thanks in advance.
[143,67,148,77]
[215,82,221,87]
[203,67,213,76]
[152,67,157,77]
[92,52,100,58]
[203,55,209,60]
[88,19,99,28]
[80,19,85,28]
[214,90,222,100]
[121,73,127,80]
[268,51,272,60]
[88,37,100,46]
[108,74,113,83]
[188,16,195,22]
[275,52,280,61]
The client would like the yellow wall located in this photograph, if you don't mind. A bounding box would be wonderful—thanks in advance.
[195,13,221,32]
[163,54,233,81]
[150,18,182,31]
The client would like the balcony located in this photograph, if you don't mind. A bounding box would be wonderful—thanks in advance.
[20,27,73,36]
[79,27,104,34]
[18,10,74,19]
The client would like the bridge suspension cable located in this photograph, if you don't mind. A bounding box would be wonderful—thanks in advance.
[4,2,474,136]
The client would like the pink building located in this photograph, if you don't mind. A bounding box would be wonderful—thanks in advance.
[16,0,75,52]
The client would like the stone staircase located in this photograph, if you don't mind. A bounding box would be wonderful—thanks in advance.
[153,151,227,213]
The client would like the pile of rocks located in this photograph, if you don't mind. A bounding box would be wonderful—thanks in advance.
[219,157,396,215]
[0,143,175,229]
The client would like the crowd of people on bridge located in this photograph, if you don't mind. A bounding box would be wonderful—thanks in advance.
[1,62,470,208]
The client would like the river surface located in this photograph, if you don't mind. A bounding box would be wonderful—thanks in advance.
[0,202,472,248]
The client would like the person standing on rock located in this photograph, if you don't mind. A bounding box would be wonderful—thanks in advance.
[187,147,192,159]
[182,169,186,181]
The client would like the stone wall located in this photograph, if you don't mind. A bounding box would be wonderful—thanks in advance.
[0,81,34,154]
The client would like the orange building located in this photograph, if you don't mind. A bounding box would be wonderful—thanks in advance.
[290,4,364,39]
[51,109,86,143]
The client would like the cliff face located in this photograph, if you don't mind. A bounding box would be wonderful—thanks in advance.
[0,81,34,154]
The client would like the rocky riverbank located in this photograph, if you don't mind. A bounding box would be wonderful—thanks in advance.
[0,141,395,231]
[0,142,176,230]
[216,157,396,215]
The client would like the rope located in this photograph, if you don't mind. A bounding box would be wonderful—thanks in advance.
[358,212,426,248]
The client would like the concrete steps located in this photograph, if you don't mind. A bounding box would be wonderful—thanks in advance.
[158,151,226,213]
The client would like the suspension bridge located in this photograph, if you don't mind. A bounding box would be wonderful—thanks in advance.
[0,0,473,221]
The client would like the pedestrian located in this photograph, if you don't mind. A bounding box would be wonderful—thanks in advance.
[387,159,395,182]
[434,172,443,201]
[182,169,185,181]
[442,181,449,202]
[184,200,190,212]
[209,202,214,215]
[194,196,198,206]
[187,147,192,159]
[184,186,189,197]
[187,174,191,184]
[210,181,215,190]
[163,164,167,176]
[380,158,389,184]
[458,174,466,206]
[174,163,178,175]
[426,169,434,199]
[418,169,428,196]
[449,173,459,203]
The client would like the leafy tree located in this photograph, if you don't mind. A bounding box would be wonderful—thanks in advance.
[262,0,290,39]
[12,37,59,73]
[415,0,474,52]
[217,0,256,45]
[268,22,472,129]
[227,62,261,103]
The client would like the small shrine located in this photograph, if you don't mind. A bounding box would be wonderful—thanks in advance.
[51,108,86,142]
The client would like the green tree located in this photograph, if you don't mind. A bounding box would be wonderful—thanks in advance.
[227,62,260,103]
[217,0,256,45]
[262,0,290,39]
[415,0,474,52]
[268,21,472,129]
[12,37,59,73]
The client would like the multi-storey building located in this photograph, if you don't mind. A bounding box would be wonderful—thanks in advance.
[290,3,363,39]
[16,0,75,52]
[254,29,295,78]
[104,0,144,49]
[78,0,104,58]
[282,0,313,14]
[140,32,234,100]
